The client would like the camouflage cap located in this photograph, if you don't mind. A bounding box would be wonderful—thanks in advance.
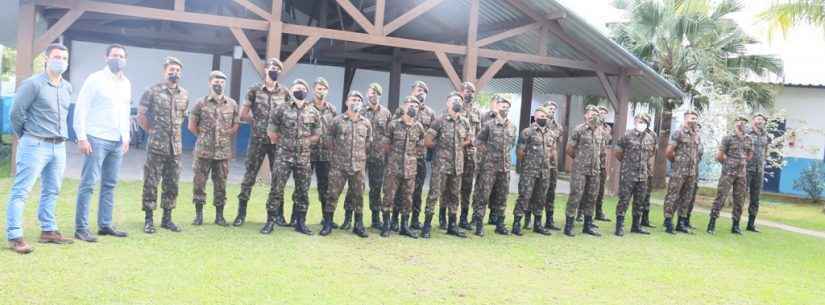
[266,58,284,71]
[348,90,364,101]
[315,77,329,89]
[735,115,749,122]
[597,105,609,113]
[753,113,768,120]
[544,100,559,109]
[684,109,699,117]
[534,107,549,115]
[461,81,476,92]
[164,56,183,68]
[292,78,310,90]
[411,80,429,93]
[403,95,419,104]
[448,91,464,101]
[209,70,227,80]
[369,83,383,96]
[635,113,651,124]
[497,96,511,106]
[584,105,599,113]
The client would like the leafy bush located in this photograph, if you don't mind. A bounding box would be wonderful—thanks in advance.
[793,161,825,203]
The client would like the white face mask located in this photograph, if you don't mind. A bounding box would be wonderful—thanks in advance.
[636,123,648,132]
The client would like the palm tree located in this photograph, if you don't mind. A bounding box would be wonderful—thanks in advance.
[609,0,783,188]
[759,0,825,36]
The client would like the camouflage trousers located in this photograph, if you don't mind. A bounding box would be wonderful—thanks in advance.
[514,174,549,217]
[312,160,331,213]
[595,167,607,214]
[641,175,654,213]
[266,160,311,213]
[565,171,599,218]
[460,152,476,211]
[142,152,181,211]
[687,175,699,217]
[710,174,747,221]
[616,178,648,217]
[472,168,510,219]
[238,137,276,202]
[407,158,428,215]
[425,171,462,215]
[747,170,764,217]
[532,168,558,214]
[663,175,696,218]
[192,157,229,207]
[365,158,386,212]
[382,172,415,214]
[325,168,365,214]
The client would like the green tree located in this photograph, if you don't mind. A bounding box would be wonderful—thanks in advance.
[759,0,825,37]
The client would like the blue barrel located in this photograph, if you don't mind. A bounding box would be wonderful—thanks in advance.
[1,96,13,134]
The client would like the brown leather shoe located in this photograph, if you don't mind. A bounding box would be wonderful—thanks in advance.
[8,238,34,254]
[38,231,74,244]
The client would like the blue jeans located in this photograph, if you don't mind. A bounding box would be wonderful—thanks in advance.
[5,135,67,241]
[75,136,124,232]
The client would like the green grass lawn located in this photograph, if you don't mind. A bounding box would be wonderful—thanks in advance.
[1,178,824,305]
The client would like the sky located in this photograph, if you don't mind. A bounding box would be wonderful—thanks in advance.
[556,0,825,86]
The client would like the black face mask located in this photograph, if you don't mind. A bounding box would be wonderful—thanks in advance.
[451,102,463,113]
[416,93,427,104]
[536,118,548,127]
[293,90,306,101]
[268,70,279,81]
[167,73,179,83]
[212,84,224,95]
[407,107,418,118]
[464,95,473,103]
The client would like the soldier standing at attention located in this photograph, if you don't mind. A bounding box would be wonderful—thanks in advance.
[398,81,436,232]
[309,77,339,229]
[381,97,426,238]
[512,107,556,237]
[481,96,501,226]
[320,91,372,238]
[708,116,753,235]
[640,117,659,229]
[188,71,239,227]
[138,57,188,234]
[534,100,563,231]
[746,114,770,232]
[361,83,391,229]
[662,110,701,234]
[422,93,472,238]
[684,122,704,229]
[233,58,288,227]
[472,97,516,236]
[457,82,481,231]
[260,79,321,235]
[613,113,655,236]
[563,105,604,237]
[593,105,612,223]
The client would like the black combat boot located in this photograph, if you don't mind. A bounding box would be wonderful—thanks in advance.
[353,213,368,238]
[260,211,276,234]
[746,215,760,233]
[664,217,675,234]
[447,214,468,238]
[731,219,742,235]
[391,209,400,232]
[583,216,601,237]
[474,216,484,237]
[410,210,421,230]
[459,207,472,230]
[233,199,247,227]
[370,210,382,229]
[614,215,625,237]
[533,214,552,236]
[438,207,447,230]
[380,211,391,238]
[287,209,297,227]
[143,210,156,234]
[494,215,509,235]
[340,209,353,230]
[420,213,434,238]
[563,216,575,237]
[641,210,656,228]
[399,213,418,239]
[545,210,560,231]
[320,212,334,236]
[685,214,696,229]
[511,215,523,236]
[192,203,204,226]
[294,211,313,235]
[595,209,611,222]
[576,209,583,222]
[215,205,229,227]
[160,209,181,232]
[675,217,692,234]
[488,210,496,225]
[630,214,649,235]
[274,205,288,227]
[706,217,717,235]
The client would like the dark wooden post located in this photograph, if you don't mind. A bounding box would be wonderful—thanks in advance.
[607,71,631,195]
[518,76,534,133]
[388,48,402,112]
[11,2,37,176]
[560,94,572,173]
[230,47,243,102]
[341,60,356,111]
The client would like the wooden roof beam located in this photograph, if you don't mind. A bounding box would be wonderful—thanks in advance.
[383,0,446,35]
[35,8,85,52]
[230,27,265,78]
[476,21,542,47]
[232,0,272,20]
[435,51,462,90]
[334,0,377,35]
[476,59,508,91]
[283,35,321,73]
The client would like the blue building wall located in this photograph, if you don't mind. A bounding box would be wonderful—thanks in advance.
[778,157,823,196]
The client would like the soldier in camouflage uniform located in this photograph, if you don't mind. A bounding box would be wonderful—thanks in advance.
[457,82,481,231]
[613,113,655,236]
[512,107,556,237]
[662,110,701,234]
[234,58,288,227]
[361,83,391,229]
[640,121,659,228]
[472,97,516,236]
[138,57,188,234]
[746,114,769,232]
[260,79,322,236]
[481,96,502,226]
[422,93,472,238]
[708,116,753,235]
[381,97,426,238]
[320,91,372,238]
[593,106,612,222]
[685,123,704,229]
[563,105,604,237]
[532,100,563,231]
[309,77,339,229]
[188,71,239,227]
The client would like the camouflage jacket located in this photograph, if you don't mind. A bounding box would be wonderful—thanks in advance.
[428,114,471,176]
[476,116,516,173]
[616,129,655,182]
[517,123,558,177]
[138,82,189,156]
[569,123,603,176]
[243,82,288,141]
[462,102,482,158]
[394,103,436,158]
[719,132,753,177]
[668,126,701,177]
[310,99,337,162]
[361,104,392,162]
[385,118,426,178]
[645,128,658,176]
[191,95,239,160]
[268,101,322,165]
[746,126,769,173]
[599,123,612,169]
[328,113,373,173]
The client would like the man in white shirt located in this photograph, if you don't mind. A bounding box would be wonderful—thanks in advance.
[72,44,132,242]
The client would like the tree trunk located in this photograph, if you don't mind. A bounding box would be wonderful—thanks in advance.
[653,104,673,189]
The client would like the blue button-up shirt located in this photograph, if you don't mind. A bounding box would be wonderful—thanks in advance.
[11,73,73,139]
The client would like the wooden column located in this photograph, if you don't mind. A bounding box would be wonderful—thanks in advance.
[266,0,284,60]
[518,76,534,133]
[211,54,221,71]
[560,94,572,173]
[388,48,402,112]
[607,71,631,195]
[653,104,671,189]
[230,50,243,102]
[463,0,479,84]
[341,60,356,111]
[11,2,37,176]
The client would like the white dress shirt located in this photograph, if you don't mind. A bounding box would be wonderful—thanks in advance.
[73,66,132,143]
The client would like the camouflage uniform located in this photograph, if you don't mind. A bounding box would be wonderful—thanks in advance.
[710,133,753,221]
[641,128,658,222]
[472,116,516,221]
[615,129,655,217]
[266,100,321,214]
[565,122,603,218]
[747,125,769,218]
[191,95,239,207]
[593,122,612,219]
[139,82,189,211]
[515,123,558,217]
[425,114,470,215]
[534,113,564,223]
[663,126,701,219]
[311,99,337,213]
[686,137,704,220]
[361,104,392,218]
[392,104,436,221]
[478,110,502,219]
[325,114,372,214]
[459,100,482,220]
[382,118,426,214]
[238,83,287,203]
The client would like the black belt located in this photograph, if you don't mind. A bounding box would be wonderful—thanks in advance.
[27,134,65,144]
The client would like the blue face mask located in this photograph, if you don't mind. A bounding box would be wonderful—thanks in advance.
[107,58,126,73]
[47,59,68,75]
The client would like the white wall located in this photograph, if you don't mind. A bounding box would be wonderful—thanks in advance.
[774,86,825,159]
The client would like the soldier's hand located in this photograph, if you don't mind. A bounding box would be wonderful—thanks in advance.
[78,140,93,156]
[122,142,130,155]
[269,133,280,144]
